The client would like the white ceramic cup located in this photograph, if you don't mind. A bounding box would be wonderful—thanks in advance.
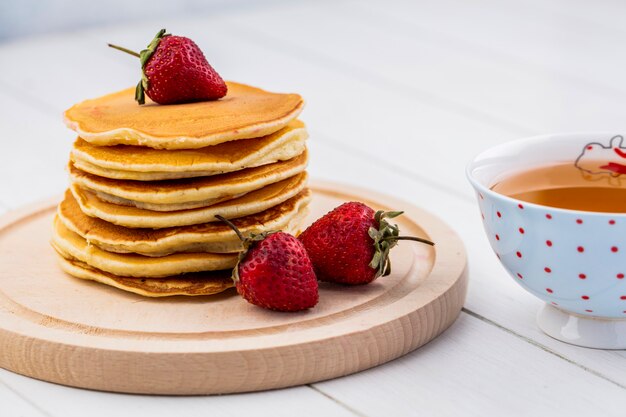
[467,133,626,349]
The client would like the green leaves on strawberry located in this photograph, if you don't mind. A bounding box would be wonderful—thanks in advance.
[134,28,168,104]
[368,210,403,278]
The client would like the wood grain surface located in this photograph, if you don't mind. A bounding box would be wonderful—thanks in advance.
[0,182,467,395]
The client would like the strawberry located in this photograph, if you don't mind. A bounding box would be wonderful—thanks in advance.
[216,215,318,312]
[108,28,227,105]
[299,202,434,285]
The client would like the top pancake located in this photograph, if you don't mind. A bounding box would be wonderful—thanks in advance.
[64,82,304,150]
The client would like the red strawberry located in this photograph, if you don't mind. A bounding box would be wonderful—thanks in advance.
[109,29,227,105]
[216,215,318,312]
[299,202,434,285]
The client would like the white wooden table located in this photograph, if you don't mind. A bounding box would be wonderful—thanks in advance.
[1,1,626,416]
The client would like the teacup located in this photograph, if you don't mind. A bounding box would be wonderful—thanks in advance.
[467,132,626,349]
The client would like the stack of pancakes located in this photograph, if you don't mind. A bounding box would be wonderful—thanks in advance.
[52,82,311,297]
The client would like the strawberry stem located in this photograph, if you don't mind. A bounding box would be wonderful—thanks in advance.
[369,209,436,278]
[215,214,277,284]
[382,236,434,246]
[215,215,245,242]
[107,43,140,58]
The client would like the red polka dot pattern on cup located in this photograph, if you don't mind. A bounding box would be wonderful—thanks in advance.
[475,189,626,318]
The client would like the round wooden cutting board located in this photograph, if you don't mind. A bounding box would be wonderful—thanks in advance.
[0,181,467,395]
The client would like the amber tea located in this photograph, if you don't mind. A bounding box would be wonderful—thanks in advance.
[490,163,626,213]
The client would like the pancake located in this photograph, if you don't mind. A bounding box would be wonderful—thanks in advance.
[64,82,304,150]
[51,216,237,277]
[58,188,312,256]
[91,190,240,212]
[70,172,308,228]
[68,150,308,211]
[70,121,307,181]
[55,255,234,297]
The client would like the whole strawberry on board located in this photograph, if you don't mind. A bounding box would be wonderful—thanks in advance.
[299,202,434,285]
[108,29,227,105]
[216,216,318,312]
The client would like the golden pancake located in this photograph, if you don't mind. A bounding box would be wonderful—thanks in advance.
[70,173,308,228]
[70,121,307,180]
[55,255,234,297]
[68,150,308,211]
[58,189,312,256]
[91,190,239,212]
[51,216,237,277]
[64,82,304,150]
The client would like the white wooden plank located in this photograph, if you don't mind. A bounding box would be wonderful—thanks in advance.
[0,376,49,417]
[0,33,135,113]
[0,0,256,40]
[221,0,626,133]
[0,92,69,209]
[313,313,626,417]
[517,0,626,35]
[0,368,355,417]
[354,0,626,98]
